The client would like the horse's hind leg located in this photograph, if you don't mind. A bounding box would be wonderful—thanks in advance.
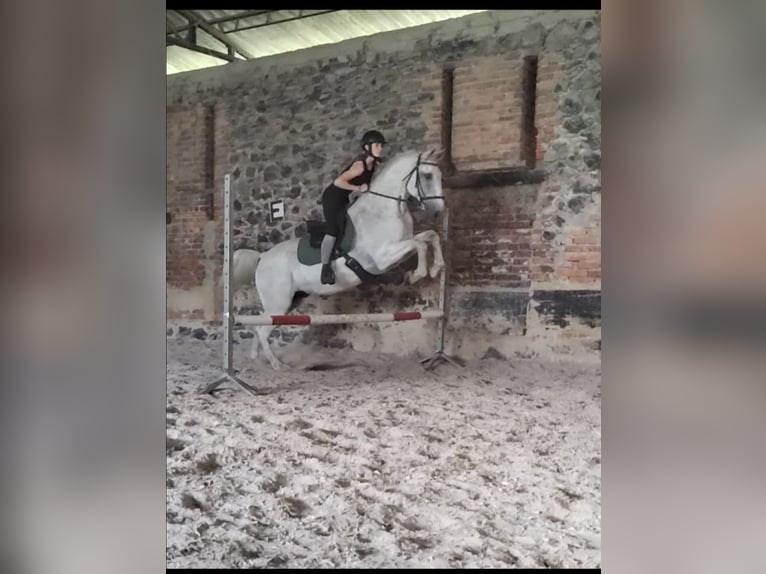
[248,330,261,360]
[254,262,294,370]
[255,325,286,370]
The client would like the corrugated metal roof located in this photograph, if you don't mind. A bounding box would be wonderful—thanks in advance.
[166,10,487,75]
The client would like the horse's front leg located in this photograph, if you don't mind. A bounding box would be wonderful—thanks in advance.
[405,239,429,285]
[370,239,427,283]
[413,230,444,278]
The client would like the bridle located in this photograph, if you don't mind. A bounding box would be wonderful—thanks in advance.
[365,153,444,207]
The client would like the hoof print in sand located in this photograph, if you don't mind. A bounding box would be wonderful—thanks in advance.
[288,417,313,430]
[166,437,187,455]
[261,473,288,494]
[335,477,351,488]
[281,496,311,518]
[235,541,262,560]
[299,429,334,446]
[195,453,221,474]
[180,493,207,512]
[266,554,289,567]
[355,545,376,558]
[398,534,436,550]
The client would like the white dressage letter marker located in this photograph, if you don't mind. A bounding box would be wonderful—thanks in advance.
[270,200,285,222]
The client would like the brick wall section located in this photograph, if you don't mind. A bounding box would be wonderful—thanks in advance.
[432,52,563,172]
[414,65,443,152]
[166,104,210,290]
[451,55,522,171]
[535,55,564,163]
[558,217,601,283]
[446,186,537,289]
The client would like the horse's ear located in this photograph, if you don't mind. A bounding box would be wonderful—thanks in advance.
[428,147,445,161]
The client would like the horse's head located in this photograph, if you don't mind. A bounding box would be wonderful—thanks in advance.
[402,148,446,217]
[364,149,447,217]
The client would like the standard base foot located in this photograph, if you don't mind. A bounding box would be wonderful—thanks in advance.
[420,351,464,371]
[200,372,270,397]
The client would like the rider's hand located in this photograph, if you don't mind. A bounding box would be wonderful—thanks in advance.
[359,184,368,192]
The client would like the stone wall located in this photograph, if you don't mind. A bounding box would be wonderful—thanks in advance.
[166,9,601,358]
[526,16,601,353]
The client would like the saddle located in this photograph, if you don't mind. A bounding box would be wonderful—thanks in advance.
[298,213,355,264]
[296,214,378,283]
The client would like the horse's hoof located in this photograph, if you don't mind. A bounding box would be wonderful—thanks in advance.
[409,271,426,285]
[404,271,421,285]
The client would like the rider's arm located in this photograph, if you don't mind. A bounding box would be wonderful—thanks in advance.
[333,161,367,192]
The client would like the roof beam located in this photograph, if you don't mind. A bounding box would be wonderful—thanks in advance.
[166,11,275,35]
[166,10,340,37]
[207,10,275,27]
[166,36,237,63]
[225,10,340,34]
[176,10,254,60]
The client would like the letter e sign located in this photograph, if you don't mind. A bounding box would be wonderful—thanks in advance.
[270,200,285,222]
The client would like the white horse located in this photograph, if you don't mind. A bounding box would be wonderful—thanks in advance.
[244,148,447,369]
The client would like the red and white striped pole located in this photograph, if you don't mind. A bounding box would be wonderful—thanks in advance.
[237,310,443,326]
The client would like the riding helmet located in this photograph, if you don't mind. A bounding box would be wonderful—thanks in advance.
[361,130,387,148]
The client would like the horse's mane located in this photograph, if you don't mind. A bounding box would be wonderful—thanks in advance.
[370,150,420,186]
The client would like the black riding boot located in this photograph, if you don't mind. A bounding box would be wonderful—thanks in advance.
[320,233,337,285]
[321,263,335,285]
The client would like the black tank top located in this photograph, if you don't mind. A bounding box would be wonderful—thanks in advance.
[341,155,378,187]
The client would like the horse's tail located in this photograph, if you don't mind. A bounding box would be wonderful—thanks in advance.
[232,248,262,294]
[223,248,262,294]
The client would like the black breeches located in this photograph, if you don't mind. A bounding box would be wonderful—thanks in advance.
[321,185,350,237]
